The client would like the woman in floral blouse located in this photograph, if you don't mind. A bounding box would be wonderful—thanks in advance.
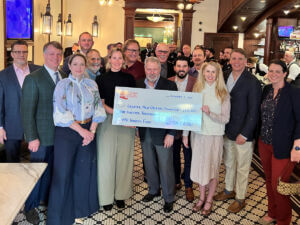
[47,53,106,225]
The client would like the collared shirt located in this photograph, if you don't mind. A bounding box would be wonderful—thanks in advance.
[144,78,159,89]
[53,74,107,127]
[188,67,199,78]
[44,65,62,84]
[260,87,281,145]
[226,72,241,93]
[86,68,101,80]
[287,59,300,80]
[175,75,188,92]
[13,63,30,87]
[122,60,146,80]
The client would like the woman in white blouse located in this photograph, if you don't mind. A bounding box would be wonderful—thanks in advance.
[183,61,230,216]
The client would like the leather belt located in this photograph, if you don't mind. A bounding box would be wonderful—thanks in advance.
[75,118,92,124]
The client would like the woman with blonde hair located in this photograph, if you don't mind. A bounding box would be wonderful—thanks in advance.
[183,61,230,216]
[95,48,136,211]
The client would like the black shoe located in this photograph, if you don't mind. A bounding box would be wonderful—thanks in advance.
[24,208,40,224]
[116,200,125,208]
[103,204,113,211]
[163,201,174,213]
[142,193,160,202]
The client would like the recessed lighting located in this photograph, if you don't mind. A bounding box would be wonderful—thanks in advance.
[260,0,265,3]
[283,10,290,15]
[295,5,300,9]
[240,16,247,21]
[254,33,260,38]
[233,26,238,30]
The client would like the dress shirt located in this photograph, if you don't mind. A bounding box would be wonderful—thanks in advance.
[86,68,101,80]
[188,67,199,78]
[53,74,107,127]
[44,65,62,84]
[13,63,30,87]
[287,59,300,80]
[226,72,241,93]
[144,78,159,89]
[175,75,188,92]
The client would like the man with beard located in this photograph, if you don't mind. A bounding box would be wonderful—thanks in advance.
[155,43,174,78]
[188,48,206,78]
[222,47,233,80]
[137,56,177,213]
[85,49,105,80]
[168,56,196,202]
[205,48,216,62]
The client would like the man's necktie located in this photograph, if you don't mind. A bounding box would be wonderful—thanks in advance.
[54,72,59,84]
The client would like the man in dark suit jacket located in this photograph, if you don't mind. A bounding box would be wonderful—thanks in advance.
[21,41,66,224]
[155,43,174,79]
[0,40,40,162]
[168,56,196,202]
[214,48,262,213]
[137,56,177,213]
[140,43,154,62]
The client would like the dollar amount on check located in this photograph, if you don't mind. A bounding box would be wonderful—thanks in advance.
[112,87,202,132]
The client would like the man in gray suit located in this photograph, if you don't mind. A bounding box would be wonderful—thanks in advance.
[0,40,40,162]
[21,41,65,224]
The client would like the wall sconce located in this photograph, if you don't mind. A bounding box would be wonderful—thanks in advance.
[65,14,73,36]
[92,16,99,37]
[41,3,53,34]
[56,13,62,36]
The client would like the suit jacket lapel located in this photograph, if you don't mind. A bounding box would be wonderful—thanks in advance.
[9,66,22,97]
[42,66,56,88]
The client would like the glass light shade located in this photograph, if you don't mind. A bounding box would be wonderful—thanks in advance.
[42,3,52,34]
[99,0,106,5]
[147,16,164,23]
[56,13,62,36]
[92,16,99,37]
[185,4,193,10]
[65,14,73,36]
[108,0,113,6]
[177,3,184,10]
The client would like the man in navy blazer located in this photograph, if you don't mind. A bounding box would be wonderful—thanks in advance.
[0,40,40,162]
[214,48,262,213]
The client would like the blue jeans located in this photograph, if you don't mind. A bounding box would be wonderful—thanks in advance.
[173,136,193,188]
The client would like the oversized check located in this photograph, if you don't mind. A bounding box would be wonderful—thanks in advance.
[112,87,203,132]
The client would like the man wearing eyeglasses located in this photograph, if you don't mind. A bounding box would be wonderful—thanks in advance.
[0,40,40,162]
[155,43,174,79]
[122,39,146,80]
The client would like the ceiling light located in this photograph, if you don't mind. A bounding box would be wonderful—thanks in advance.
[177,3,184,10]
[240,16,246,21]
[283,10,290,15]
[254,33,260,38]
[260,0,265,2]
[147,15,165,23]
[232,26,238,30]
[185,4,193,10]
[295,5,300,9]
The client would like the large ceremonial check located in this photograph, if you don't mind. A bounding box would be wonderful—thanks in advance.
[112,87,203,132]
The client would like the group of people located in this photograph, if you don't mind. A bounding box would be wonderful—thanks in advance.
[0,31,300,225]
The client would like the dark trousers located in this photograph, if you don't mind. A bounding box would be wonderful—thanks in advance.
[47,125,98,225]
[173,137,193,188]
[258,139,295,225]
[25,145,54,211]
[4,139,22,162]
[141,129,175,203]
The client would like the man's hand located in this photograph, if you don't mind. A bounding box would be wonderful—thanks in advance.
[236,134,246,145]
[182,136,189,148]
[291,140,300,163]
[28,139,40,152]
[0,128,7,144]
[164,134,174,148]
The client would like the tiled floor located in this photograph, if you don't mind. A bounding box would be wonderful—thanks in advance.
[13,139,300,224]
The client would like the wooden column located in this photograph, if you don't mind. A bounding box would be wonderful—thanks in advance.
[264,18,273,65]
[123,7,136,41]
[181,10,194,47]
[173,14,179,44]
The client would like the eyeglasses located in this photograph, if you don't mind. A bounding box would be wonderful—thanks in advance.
[157,50,169,54]
[126,48,139,54]
[12,51,28,55]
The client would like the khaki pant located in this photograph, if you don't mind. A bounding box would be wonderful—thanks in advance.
[223,136,253,200]
[96,114,135,206]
